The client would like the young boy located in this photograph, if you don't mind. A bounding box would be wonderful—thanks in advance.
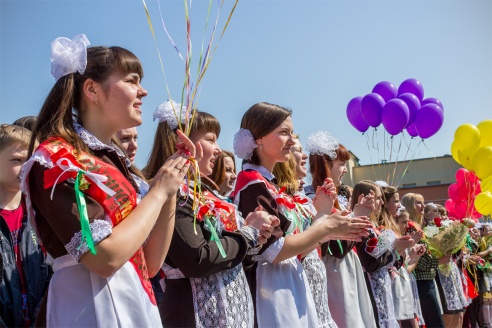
[0,124,50,327]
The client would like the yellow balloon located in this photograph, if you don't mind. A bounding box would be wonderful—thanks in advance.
[475,191,492,215]
[458,150,474,171]
[482,175,492,193]
[451,141,461,164]
[472,146,492,179]
[454,123,481,153]
[478,120,492,148]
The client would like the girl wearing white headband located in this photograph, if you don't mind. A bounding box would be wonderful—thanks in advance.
[21,35,194,327]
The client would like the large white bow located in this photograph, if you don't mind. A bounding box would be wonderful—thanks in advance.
[51,34,90,81]
[153,99,186,129]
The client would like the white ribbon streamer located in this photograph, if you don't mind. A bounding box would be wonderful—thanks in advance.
[50,157,116,200]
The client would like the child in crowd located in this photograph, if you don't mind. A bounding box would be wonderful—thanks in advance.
[0,124,50,327]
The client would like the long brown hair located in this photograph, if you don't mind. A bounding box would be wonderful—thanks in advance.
[309,143,350,190]
[29,46,143,157]
[240,102,292,166]
[379,185,400,232]
[272,155,299,195]
[143,111,220,180]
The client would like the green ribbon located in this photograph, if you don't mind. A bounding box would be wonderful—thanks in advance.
[327,240,344,256]
[205,217,226,258]
[74,171,96,255]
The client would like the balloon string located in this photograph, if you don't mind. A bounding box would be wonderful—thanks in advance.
[365,132,378,182]
[395,139,423,188]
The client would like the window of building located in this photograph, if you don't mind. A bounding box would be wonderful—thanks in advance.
[427,181,441,186]
[402,183,417,188]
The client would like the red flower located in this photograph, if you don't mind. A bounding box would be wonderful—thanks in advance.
[367,237,378,247]
[434,217,442,227]
[366,246,376,253]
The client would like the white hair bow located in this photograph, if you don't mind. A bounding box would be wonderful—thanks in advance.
[51,34,91,81]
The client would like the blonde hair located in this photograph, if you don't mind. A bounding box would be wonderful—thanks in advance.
[0,124,32,151]
[273,154,299,195]
[400,193,424,226]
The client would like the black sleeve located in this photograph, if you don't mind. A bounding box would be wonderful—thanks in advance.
[236,182,290,256]
[165,195,254,278]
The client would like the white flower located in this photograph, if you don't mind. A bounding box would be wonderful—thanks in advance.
[233,128,257,160]
[51,34,90,81]
[153,99,186,129]
[305,131,340,159]
[424,225,440,238]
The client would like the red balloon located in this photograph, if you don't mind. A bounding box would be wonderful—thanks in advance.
[448,183,465,202]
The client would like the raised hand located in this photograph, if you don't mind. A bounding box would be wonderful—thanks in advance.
[393,235,415,254]
[244,205,280,245]
[312,178,337,215]
[313,212,371,242]
[352,191,375,217]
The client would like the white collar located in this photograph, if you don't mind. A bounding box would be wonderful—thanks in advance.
[242,163,275,181]
[73,118,131,167]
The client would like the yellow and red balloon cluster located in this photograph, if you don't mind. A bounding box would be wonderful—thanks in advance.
[451,120,492,215]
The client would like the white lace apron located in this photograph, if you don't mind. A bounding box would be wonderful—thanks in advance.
[47,255,161,327]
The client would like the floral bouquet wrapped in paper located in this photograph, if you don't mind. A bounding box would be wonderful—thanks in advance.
[423,218,472,259]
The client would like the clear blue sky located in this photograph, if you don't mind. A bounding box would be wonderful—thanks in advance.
[1,0,491,173]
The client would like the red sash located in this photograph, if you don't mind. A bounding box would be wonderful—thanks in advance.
[38,137,156,305]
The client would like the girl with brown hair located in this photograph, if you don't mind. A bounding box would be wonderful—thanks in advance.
[233,102,371,327]
[21,35,194,326]
[351,180,415,328]
[306,131,377,328]
[209,150,237,197]
[146,103,278,327]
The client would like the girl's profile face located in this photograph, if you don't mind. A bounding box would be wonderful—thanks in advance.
[415,196,425,215]
[330,159,347,187]
[291,139,307,178]
[97,71,147,131]
[395,214,410,235]
[218,156,237,195]
[257,116,295,165]
[191,130,222,176]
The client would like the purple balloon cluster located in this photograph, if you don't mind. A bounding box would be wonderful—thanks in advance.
[346,79,444,138]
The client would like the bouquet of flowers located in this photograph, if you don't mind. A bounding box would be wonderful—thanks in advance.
[423,218,472,259]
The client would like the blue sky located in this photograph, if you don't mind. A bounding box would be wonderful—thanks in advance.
[1,0,491,173]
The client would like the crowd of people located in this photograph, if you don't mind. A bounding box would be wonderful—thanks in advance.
[1,35,491,328]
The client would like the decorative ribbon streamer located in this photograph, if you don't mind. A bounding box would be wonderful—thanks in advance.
[50,157,116,255]
[204,217,227,258]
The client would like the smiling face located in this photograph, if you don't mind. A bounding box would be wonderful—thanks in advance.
[96,71,147,132]
[395,213,410,235]
[0,143,28,193]
[117,127,138,163]
[191,130,222,176]
[218,156,237,196]
[256,116,295,170]
[424,205,440,225]
[414,195,425,216]
[330,159,348,187]
[291,139,307,178]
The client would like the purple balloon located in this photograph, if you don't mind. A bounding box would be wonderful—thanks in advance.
[372,81,397,102]
[397,78,424,101]
[414,103,444,139]
[398,93,421,127]
[421,97,444,110]
[361,93,385,128]
[346,96,369,133]
[381,99,410,135]
[406,122,419,137]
